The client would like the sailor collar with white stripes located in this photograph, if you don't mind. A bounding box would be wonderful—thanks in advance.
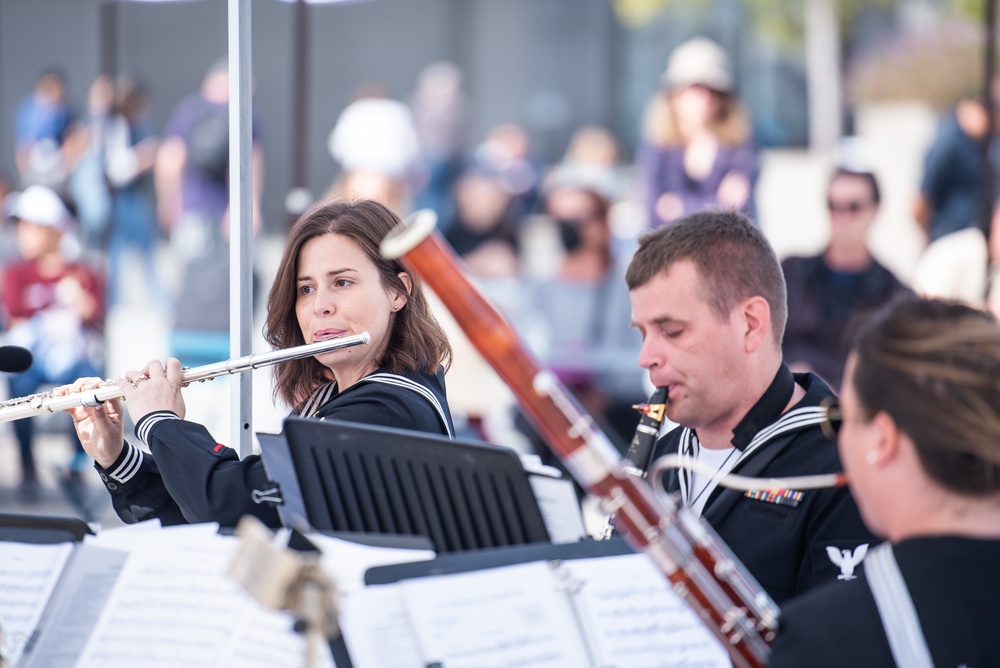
[730,362,795,451]
[297,371,454,438]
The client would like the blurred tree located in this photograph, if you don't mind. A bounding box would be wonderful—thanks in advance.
[849,18,996,111]
[612,0,674,28]
[741,0,893,150]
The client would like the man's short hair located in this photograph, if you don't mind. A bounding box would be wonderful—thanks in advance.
[625,209,788,344]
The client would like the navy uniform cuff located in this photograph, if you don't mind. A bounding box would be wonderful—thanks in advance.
[134,410,181,447]
[93,411,180,493]
[94,441,145,492]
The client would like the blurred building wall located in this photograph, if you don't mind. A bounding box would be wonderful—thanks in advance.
[0,0,918,236]
[0,0,626,233]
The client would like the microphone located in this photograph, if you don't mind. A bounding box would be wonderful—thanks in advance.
[0,346,33,374]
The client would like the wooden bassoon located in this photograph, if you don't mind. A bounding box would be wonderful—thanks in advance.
[381,210,778,668]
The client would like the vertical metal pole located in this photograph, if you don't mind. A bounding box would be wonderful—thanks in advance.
[99,1,118,79]
[101,1,119,255]
[983,0,997,240]
[804,0,842,151]
[285,0,312,226]
[291,0,309,195]
[229,0,253,457]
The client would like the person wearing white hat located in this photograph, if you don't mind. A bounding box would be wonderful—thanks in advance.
[1,184,105,500]
[635,36,759,228]
[326,84,421,215]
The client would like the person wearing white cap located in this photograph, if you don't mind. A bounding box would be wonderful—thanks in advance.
[1,184,105,499]
[326,84,421,215]
[635,36,759,228]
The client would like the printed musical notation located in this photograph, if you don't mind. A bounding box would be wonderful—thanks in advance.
[401,560,592,668]
[1,524,337,668]
[567,554,731,667]
[0,542,73,666]
[341,552,730,668]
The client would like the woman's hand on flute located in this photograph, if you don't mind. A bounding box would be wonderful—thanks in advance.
[118,358,186,424]
[57,377,126,469]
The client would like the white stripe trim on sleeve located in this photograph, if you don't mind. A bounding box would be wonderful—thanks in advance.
[109,441,144,484]
[135,411,181,447]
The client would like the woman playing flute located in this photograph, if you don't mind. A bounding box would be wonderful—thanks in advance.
[62,199,454,527]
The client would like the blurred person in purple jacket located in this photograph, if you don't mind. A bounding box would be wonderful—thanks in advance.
[635,37,758,228]
[155,58,263,260]
[154,59,263,365]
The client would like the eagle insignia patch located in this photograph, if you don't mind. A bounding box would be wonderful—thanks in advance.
[826,543,870,580]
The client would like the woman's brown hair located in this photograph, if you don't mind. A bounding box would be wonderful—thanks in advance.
[641,88,751,148]
[264,199,452,407]
[852,297,1000,495]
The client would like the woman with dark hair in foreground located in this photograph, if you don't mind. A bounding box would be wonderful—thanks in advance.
[770,297,1000,667]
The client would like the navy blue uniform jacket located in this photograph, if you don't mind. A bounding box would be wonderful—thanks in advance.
[652,371,876,604]
[771,536,1000,667]
[95,367,453,528]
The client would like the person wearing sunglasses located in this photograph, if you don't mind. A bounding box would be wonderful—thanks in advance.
[770,296,1000,667]
[781,156,911,390]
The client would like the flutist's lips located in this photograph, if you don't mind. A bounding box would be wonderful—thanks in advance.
[313,329,348,342]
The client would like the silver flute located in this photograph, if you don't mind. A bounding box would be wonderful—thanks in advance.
[0,332,371,423]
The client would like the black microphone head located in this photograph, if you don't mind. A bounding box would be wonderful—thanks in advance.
[0,345,33,374]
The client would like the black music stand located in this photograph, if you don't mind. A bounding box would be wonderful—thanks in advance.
[267,417,551,554]
[0,513,94,544]
[364,535,635,585]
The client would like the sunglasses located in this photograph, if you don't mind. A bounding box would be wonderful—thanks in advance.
[820,396,843,442]
[827,199,873,215]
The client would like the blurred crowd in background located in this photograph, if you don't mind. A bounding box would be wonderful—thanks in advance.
[3,1,1000,507]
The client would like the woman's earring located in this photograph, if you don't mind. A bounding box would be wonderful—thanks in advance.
[866,451,878,465]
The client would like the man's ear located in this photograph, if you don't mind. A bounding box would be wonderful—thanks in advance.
[742,296,771,353]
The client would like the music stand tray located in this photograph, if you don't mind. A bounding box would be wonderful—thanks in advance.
[265,417,551,554]
[0,513,94,544]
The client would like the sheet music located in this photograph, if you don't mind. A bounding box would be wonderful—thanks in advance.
[0,542,73,666]
[308,532,434,594]
[72,526,332,668]
[222,604,329,668]
[528,474,588,544]
[519,453,563,478]
[339,585,426,668]
[19,545,129,668]
[397,560,591,668]
[566,553,730,668]
[81,518,162,541]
